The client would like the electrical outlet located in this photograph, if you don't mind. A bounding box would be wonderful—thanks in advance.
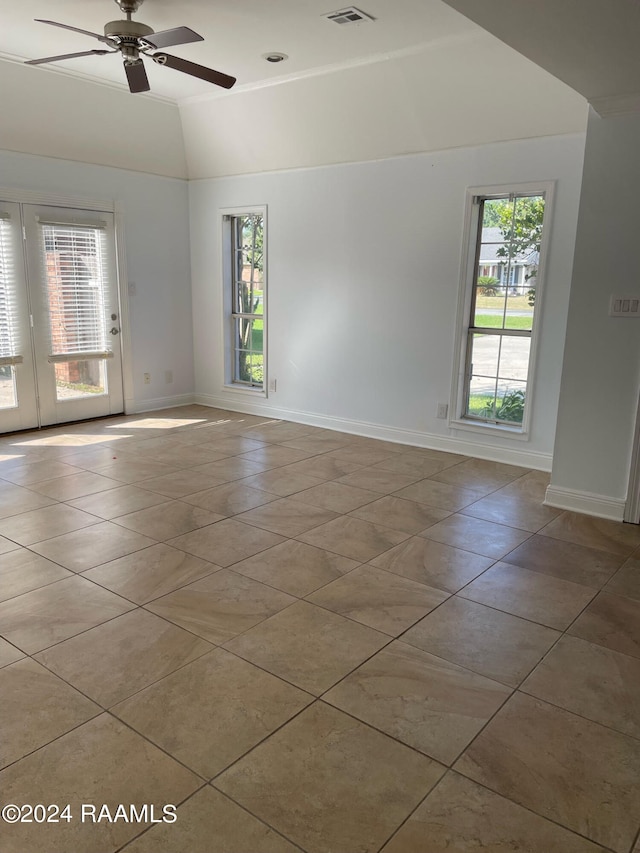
[436,403,448,419]
[143,373,151,385]
[268,378,277,392]
[165,370,173,384]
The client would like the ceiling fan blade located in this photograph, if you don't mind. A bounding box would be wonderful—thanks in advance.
[152,53,236,89]
[142,26,203,49]
[124,60,150,93]
[34,19,112,45]
[26,49,113,66]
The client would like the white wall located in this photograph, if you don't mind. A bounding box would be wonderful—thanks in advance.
[0,149,193,411]
[190,133,585,468]
[180,33,586,180]
[549,110,640,518]
[0,59,187,179]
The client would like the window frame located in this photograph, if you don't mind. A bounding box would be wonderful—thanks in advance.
[450,182,555,438]
[0,213,20,366]
[220,205,267,396]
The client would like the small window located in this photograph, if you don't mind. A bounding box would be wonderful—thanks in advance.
[454,186,552,432]
[223,210,266,390]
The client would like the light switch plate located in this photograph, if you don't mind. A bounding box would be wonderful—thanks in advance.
[609,295,640,317]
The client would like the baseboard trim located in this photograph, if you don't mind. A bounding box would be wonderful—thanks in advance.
[194,393,552,471]
[544,485,626,521]
[126,393,196,414]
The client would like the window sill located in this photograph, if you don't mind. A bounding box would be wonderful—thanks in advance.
[449,417,530,441]
[222,383,267,398]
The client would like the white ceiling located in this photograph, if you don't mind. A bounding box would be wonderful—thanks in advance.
[0,0,480,101]
[442,0,640,111]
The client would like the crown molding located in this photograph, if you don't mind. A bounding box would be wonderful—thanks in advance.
[589,92,640,118]
[0,51,177,106]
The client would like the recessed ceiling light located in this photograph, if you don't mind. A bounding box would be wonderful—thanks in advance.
[263,52,288,63]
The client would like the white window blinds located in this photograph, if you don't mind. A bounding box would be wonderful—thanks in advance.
[39,222,111,358]
[0,214,21,365]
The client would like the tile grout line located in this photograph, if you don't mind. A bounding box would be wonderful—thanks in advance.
[1,408,638,851]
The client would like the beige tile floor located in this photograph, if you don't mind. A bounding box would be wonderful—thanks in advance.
[1,405,639,853]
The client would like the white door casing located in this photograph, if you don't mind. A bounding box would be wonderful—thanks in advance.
[0,201,125,432]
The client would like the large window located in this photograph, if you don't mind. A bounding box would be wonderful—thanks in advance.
[455,186,551,431]
[224,211,265,390]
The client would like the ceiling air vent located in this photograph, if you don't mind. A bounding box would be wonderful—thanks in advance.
[325,7,375,25]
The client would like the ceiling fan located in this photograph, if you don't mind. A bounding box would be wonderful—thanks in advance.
[25,0,236,94]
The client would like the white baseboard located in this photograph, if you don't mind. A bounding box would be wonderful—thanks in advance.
[194,392,552,471]
[125,393,196,414]
[544,485,626,521]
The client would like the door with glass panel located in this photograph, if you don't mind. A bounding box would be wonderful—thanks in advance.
[0,202,39,431]
[0,202,124,432]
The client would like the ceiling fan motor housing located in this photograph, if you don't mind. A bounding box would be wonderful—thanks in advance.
[104,19,154,40]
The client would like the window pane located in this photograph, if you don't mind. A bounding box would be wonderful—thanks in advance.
[0,219,20,362]
[477,197,509,328]
[234,349,264,386]
[466,334,530,423]
[482,198,506,228]
[41,225,110,356]
[247,353,264,386]
[233,215,264,316]
[55,360,107,400]
[493,380,527,424]
[469,332,500,381]
[475,232,508,329]
[0,364,17,409]
[474,288,506,329]
[234,268,264,315]
[504,285,534,331]
[233,317,264,359]
[498,335,531,382]
[475,195,543,333]
[232,318,264,387]
[468,374,498,419]
[466,333,500,418]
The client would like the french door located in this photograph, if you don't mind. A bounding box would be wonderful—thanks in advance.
[0,201,124,433]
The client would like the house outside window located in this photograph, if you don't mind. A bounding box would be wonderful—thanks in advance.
[452,183,553,433]
[222,208,266,391]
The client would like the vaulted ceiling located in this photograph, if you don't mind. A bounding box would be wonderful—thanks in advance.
[2,0,605,178]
